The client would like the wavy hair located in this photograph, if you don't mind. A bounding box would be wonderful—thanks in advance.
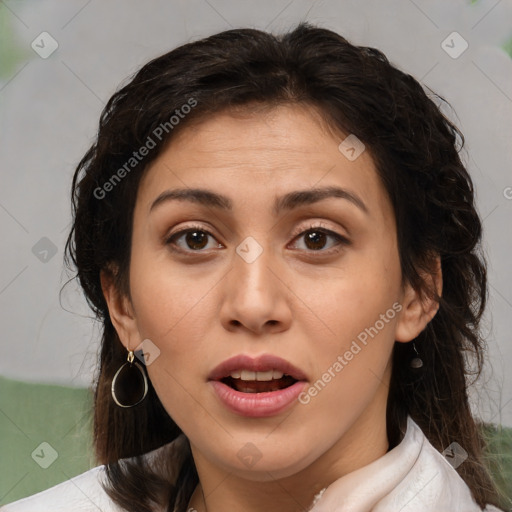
[64,22,503,511]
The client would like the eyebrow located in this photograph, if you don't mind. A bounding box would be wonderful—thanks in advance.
[149,185,368,216]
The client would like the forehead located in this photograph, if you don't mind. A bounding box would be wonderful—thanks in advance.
[164,104,347,168]
[136,105,392,221]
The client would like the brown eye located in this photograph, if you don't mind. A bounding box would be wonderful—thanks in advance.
[304,230,328,250]
[291,226,350,254]
[165,227,221,252]
[165,224,349,256]
[182,230,209,250]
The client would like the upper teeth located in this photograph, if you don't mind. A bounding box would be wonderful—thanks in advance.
[229,370,285,381]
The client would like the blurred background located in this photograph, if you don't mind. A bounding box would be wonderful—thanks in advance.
[1,0,511,507]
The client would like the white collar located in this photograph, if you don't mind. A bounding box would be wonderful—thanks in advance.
[307,415,491,511]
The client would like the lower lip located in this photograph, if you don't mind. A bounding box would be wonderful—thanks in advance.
[209,380,307,417]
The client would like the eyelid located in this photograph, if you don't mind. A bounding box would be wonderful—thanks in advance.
[164,221,350,254]
[289,220,349,242]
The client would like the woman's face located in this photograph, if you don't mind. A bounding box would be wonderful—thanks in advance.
[108,104,424,483]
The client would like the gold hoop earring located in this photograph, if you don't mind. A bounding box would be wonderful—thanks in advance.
[111,349,148,407]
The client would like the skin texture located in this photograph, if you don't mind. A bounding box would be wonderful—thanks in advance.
[101,105,441,512]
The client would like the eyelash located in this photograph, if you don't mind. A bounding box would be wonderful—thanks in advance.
[164,222,350,256]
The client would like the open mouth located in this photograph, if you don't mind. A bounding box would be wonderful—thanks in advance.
[220,374,298,393]
[210,359,307,416]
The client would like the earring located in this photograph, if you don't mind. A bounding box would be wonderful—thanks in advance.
[111,349,149,407]
[410,342,424,369]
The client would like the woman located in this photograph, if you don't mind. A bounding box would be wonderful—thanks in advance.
[2,22,506,512]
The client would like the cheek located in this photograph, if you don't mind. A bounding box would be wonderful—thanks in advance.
[128,252,219,403]
[309,245,401,342]
[129,246,218,345]
[129,268,211,429]
[299,282,399,421]
[300,244,401,393]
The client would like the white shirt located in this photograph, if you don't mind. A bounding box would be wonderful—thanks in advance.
[1,416,503,512]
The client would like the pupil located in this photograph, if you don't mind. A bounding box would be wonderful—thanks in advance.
[306,231,326,250]
[186,231,208,250]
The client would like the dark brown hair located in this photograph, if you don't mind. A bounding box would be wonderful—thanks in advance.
[64,22,504,511]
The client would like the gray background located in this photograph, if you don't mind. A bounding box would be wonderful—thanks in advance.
[1,0,511,426]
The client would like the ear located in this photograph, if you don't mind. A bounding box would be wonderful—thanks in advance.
[100,265,140,351]
[395,256,443,343]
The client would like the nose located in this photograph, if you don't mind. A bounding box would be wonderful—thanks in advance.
[219,238,292,335]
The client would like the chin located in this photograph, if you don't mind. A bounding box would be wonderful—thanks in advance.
[209,440,316,482]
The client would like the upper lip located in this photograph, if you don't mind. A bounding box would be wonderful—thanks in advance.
[208,353,308,381]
